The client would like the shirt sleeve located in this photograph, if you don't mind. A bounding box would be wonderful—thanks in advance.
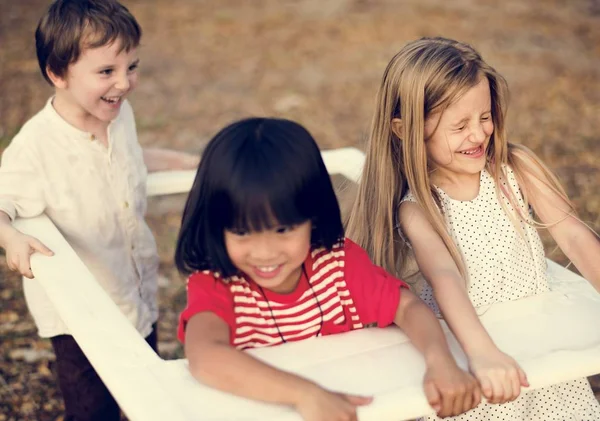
[177,272,236,343]
[0,134,46,220]
[343,238,409,327]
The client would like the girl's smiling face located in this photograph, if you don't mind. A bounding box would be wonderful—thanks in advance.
[424,77,494,187]
[224,221,312,294]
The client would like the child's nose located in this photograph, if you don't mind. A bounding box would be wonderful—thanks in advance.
[250,238,278,261]
[115,73,131,91]
[470,123,487,143]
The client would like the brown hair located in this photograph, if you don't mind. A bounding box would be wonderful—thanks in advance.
[35,0,141,85]
[346,37,574,282]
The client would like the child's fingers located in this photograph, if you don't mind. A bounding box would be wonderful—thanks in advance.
[6,252,17,270]
[480,374,502,404]
[509,369,521,401]
[6,257,17,272]
[518,367,529,388]
[490,376,507,404]
[479,376,494,401]
[343,394,373,406]
[423,381,442,413]
[30,239,54,256]
[465,377,482,412]
[17,255,34,279]
[451,378,479,416]
[452,387,469,416]
[502,372,515,403]
[472,383,482,409]
[488,380,504,403]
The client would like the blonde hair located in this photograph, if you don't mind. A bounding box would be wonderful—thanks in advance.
[346,37,575,280]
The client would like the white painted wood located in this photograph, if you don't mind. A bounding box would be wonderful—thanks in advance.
[12,147,600,420]
[146,147,365,197]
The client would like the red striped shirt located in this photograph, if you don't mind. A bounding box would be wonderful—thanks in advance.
[178,238,407,350]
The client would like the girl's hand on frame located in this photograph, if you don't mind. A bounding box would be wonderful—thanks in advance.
[3,230,53,279]
[294,384,373,421]
[468,349,528,404]
[423,359,481,417]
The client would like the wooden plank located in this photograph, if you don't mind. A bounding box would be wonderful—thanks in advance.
[146,147,365,197]
[13,147,600,420]
[15,213,600,421]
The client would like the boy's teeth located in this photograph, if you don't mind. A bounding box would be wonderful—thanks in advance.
[102,96,120,103]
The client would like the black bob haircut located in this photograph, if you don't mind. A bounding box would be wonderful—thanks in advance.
[175,117,344,278]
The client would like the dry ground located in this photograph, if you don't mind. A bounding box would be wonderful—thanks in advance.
[0,0,599,419]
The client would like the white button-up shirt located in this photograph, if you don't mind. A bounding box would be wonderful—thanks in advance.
[0,98,158,338]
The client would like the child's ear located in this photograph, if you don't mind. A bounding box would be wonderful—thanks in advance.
[391,118,403,140]
[46,68,68,89]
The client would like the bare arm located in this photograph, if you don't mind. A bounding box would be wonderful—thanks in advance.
[514,149,600,291]
[394,288,461,371]
[0,210,53,278]
[142,148,200,173]
[400,203,500,356]
[186,311,315,405]
[185,312,371,421]
[394,288,480,417]
[0,210,15,248]
[399,202,527,403]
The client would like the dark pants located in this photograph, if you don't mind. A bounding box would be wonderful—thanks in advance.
[50,324,158,421]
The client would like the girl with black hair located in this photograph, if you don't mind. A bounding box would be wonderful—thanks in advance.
[175,117,480,421]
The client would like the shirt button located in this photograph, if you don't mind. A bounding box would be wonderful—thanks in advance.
[90,134,95,141]
[124,201,129,208]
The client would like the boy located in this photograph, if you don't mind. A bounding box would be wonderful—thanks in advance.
[0,1,198,420]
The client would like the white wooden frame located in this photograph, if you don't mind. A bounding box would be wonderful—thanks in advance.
[13,147,600,420]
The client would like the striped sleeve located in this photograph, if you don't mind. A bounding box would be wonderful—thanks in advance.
[342,238,409,327]
[177,272,236,343]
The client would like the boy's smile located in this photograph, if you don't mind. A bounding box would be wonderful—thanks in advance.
[50,39,139,138]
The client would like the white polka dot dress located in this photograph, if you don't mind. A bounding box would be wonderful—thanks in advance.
[401,166,600,420]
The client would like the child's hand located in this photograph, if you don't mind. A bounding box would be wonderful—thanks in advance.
[294,384,373,421]
[179,152,200,170]
[468,350,528,404]
[142,147,200,172]
[423,359,481,417]
[3,230,53,279]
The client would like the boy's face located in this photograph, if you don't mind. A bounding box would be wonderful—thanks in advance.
[52,39,139,128]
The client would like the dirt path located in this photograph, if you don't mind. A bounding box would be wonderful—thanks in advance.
[1,0,599,419]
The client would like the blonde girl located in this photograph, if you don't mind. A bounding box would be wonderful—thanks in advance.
[347,37,600,420]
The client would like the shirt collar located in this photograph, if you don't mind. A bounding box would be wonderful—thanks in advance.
[43,96,122,143]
